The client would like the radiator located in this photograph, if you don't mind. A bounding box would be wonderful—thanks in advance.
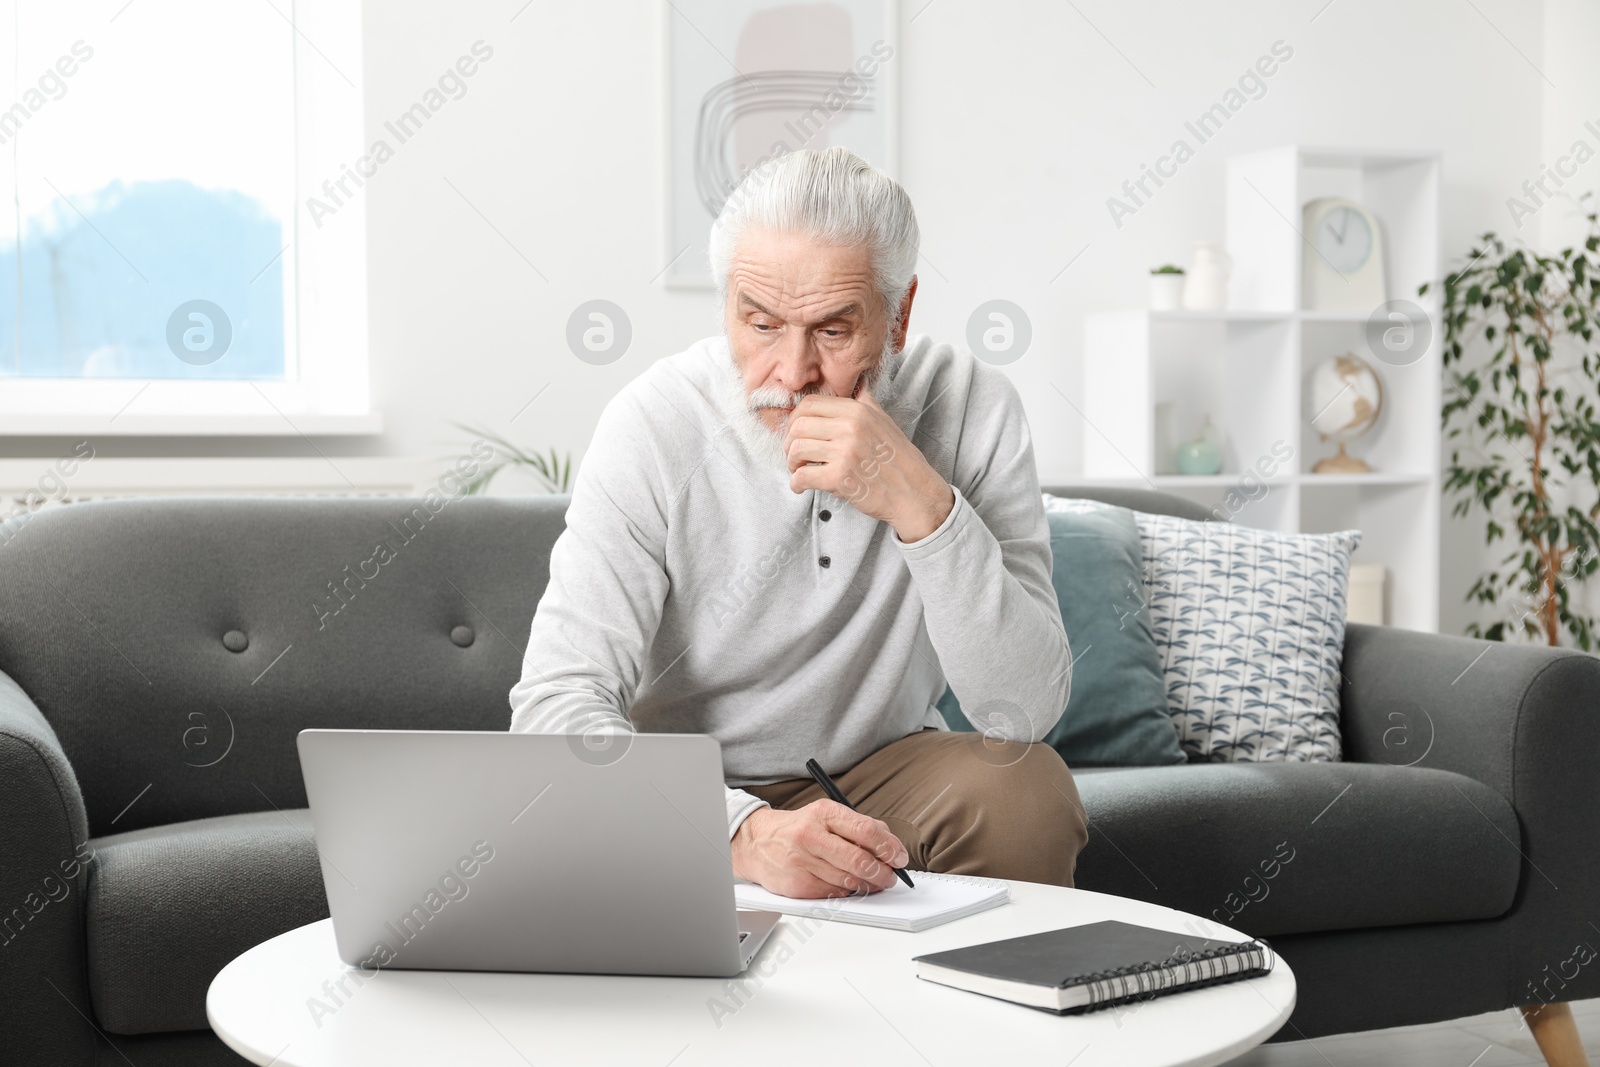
[0,457,428,516]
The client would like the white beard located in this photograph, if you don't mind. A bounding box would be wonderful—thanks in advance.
[714,337,903,472]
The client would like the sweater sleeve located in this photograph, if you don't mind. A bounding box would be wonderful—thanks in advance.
[507,390,770,838]
[895,366,1071,742]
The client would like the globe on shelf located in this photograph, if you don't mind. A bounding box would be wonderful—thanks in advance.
[1305,352,1383,474]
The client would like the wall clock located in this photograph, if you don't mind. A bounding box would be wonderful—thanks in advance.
[1301,197,1385,313]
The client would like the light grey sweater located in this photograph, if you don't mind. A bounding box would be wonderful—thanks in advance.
[508,334,1071,837]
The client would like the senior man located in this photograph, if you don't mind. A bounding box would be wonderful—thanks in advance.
[510,146,1087,898]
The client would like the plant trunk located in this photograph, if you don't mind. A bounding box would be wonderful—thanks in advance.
[1529,316,1560,647]
[1542,554,1561,645]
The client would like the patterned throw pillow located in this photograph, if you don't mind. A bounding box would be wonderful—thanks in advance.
[1133,512,1361,762]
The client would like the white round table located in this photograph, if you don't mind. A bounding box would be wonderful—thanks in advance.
[208,881,1295,1067]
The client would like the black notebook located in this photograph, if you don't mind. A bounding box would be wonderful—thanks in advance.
[913,920,1272,1014]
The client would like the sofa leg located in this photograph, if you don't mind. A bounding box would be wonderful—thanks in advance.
[1520,1002,1591,1067]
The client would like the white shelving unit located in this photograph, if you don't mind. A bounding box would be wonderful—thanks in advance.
[1082,147,1441,632]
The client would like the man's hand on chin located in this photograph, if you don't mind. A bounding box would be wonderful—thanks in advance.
[731,801,910,898]
[783,389,955,543]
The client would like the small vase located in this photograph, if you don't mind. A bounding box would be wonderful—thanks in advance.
[1182,244,1233,311]
[1176,417,1224,475]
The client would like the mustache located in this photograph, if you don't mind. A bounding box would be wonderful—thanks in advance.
[747,363,885,413]
[747,382,845,412]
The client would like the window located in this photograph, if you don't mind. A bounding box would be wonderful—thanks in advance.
[0,0,373,433]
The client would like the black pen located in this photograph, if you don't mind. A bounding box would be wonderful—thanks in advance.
[805,758,915,888]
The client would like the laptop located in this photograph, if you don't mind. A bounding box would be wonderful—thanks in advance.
[296,730,781,977]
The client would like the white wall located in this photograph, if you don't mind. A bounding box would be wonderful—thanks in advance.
[355,0,1551,634]
[1538,0,1600,254]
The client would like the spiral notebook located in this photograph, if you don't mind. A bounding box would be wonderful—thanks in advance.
[913,920,1273,1014]
[733,872,1010,932]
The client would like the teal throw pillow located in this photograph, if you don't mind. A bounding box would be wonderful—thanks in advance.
[937,496,1185,767]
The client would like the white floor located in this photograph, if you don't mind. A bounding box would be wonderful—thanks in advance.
[1231,997,1600,1066]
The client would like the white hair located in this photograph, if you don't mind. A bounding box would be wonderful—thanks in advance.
[708,147,919,327]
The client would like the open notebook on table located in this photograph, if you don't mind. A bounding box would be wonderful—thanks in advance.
[733,872,1011,932]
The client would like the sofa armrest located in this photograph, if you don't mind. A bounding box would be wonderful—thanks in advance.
[1340,623,1600,1005]
[0,668,96,1063]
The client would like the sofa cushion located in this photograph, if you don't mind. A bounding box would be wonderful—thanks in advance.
[86,809,326,1035]
[0,496,566,837]
[1133,512,1360,762]
[1072,762,1521,937]
[938,498,1186,767]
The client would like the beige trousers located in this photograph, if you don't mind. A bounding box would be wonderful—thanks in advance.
[744,730,1090,887]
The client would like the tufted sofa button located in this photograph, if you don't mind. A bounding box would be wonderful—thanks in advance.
[450,625,475,648]
[222,630,249,653]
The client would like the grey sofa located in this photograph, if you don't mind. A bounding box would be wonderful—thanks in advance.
[2,487,1596,1065]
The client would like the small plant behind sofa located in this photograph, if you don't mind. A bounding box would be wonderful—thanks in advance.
[1429,202,1600,648]
[454,424,573,494]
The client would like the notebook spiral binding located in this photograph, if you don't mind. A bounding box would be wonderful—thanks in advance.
[1065,937,1275,1015]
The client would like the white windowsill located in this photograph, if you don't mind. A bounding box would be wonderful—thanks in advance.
[0,377,380,436]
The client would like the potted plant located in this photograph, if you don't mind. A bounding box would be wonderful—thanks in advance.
[1149,264,1185,311]
[1430,204,1600,647]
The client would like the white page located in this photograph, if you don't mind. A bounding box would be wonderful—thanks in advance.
[734,872,1009,930]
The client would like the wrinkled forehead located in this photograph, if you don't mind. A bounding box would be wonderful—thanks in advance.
[725,228,879,324]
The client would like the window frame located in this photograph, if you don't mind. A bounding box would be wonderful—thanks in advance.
[0,0,377,437]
